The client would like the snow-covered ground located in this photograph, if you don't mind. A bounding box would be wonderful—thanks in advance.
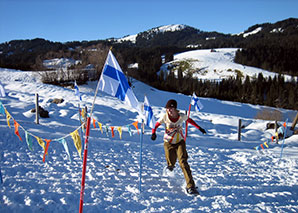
[0,64,298,212]
[161,48,293,82]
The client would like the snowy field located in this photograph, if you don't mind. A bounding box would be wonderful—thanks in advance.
[1,60,298,212]
[161,48,294,82]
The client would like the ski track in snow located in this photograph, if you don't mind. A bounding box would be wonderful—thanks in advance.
[1,50,298,212]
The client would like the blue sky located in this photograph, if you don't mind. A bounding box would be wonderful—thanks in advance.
[0,0,297,43]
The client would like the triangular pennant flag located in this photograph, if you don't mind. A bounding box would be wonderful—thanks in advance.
[81,108,86,118]
[0,101,5,115]
[132,121,139,135]
[264,142,269,148]
[105,126,109,137]
[117,127,122,139]
[5,109,11,128]
[92,118,97,128]
[260,144,264,150]
[13,120,22,141]
[43,139,51,163]
[111,126,115,138]
[283,122,286,128]
[25,131,33,151]
[98,122,103,134]
[58,138,72,163]
[36,136,46,151]
[70,130,82,159]
[275,132,279,140]
[127,125,132,136]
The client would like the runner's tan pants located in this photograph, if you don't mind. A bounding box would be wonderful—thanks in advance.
[163,140,195,188]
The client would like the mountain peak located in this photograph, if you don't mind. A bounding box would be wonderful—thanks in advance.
[149,24,188,33]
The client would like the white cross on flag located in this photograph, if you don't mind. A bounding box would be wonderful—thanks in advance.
[191,93,204,112]
[97,50,140,112]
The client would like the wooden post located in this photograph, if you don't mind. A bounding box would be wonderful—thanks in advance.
[290,112,298,130]
[238,119,241,141]
[274,120,278,132]
[35,93,39,124]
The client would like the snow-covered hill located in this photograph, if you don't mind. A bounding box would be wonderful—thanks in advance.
[161,48,293,81]
[0,67,298,212]
[114,24,188,44]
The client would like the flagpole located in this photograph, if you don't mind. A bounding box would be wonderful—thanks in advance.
[78,104,84,141]
[79,116,91,213]
[139,119,144,193]
[184,103,192,141]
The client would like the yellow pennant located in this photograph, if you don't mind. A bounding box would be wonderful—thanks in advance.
[264,142,269,148]
[98,122,103,134]
[117,127,122,139]
[70,130,82,159]
[81,108,85,118]
[35,136,46,151]
[5,109,11,128]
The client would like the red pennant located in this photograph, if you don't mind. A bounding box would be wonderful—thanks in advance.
[14,120,22,141]
[92,118,96,128]
[43,139,51,163]
[111,127,115,138]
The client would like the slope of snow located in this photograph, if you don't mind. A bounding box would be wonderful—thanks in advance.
[237,27,263,38]
[0,67,298,212]
[162,48,293,81]
[115,24,187,43]
[151,24,187,33]
[243,27,263,38]
[43,58,81,70]
[117,34,138,43]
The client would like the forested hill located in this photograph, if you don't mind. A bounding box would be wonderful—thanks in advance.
[1,18,298,76]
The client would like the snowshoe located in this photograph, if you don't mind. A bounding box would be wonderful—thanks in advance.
[186,187,200,195]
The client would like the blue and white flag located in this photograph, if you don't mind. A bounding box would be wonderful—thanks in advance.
[143,96,156,129]
[0,83,6,97]
[74,81,82,101]
[98,50,140,111]
[191,93,204,112]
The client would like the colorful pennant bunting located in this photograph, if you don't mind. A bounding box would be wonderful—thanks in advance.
[43,139,51,163]
[70,130,82,159]
[14,120,22,141]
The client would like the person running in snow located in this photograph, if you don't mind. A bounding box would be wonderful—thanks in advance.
[151,99,206,195]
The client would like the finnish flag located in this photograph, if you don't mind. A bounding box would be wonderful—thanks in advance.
[143,96,156,129]
[191,93,204,112]
[74,81,82,101]
[98,50,140,112]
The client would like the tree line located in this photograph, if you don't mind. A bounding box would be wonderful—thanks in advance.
[157,72,298,110]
